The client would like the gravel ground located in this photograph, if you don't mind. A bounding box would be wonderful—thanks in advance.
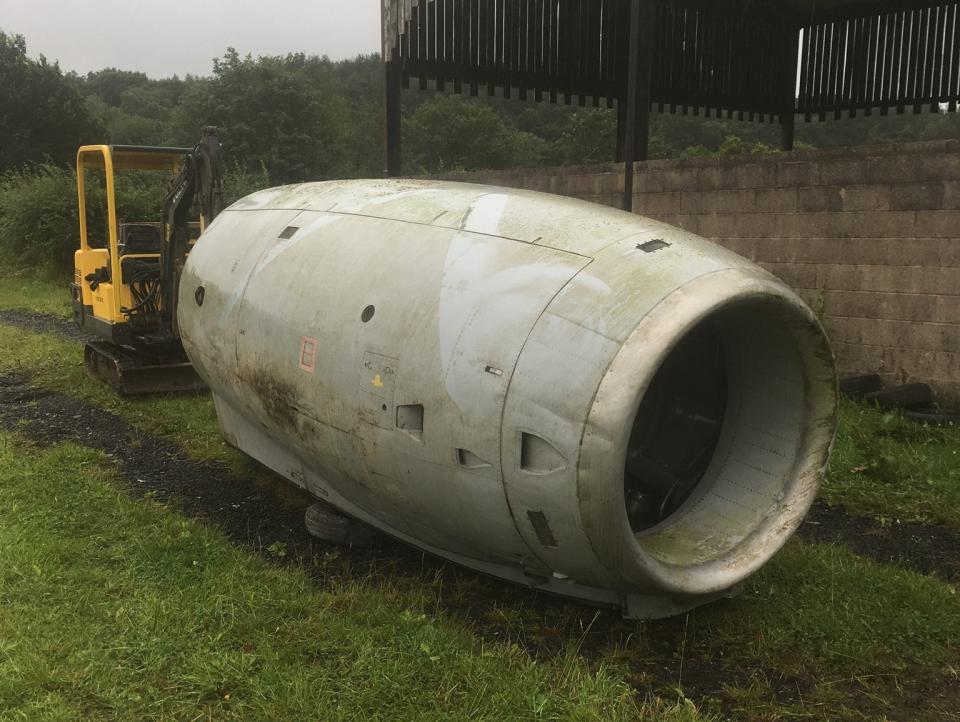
[0,309,90,343]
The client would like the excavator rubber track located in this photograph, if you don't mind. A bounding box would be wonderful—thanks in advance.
[84,340,207,395]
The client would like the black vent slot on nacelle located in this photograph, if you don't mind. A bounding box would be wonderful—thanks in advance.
[396,404,424,439]
[527,510,558,547]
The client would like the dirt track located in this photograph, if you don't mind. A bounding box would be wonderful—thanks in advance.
[0,372,336,565]
[0,308,89,342]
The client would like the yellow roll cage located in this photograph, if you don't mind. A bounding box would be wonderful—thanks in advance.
[76,144,190,318]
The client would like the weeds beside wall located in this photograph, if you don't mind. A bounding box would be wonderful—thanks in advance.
[431,140,960,401]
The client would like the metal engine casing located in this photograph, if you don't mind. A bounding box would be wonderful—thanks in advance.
[179,179,837,618]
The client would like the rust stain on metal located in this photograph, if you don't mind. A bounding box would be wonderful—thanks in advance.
[245,371,299,432]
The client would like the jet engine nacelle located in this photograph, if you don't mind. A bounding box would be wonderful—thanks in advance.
[179,179,837,618]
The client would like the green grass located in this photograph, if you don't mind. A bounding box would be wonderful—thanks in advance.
[0,272,959,720]
[718,542,959,665]
[0,269,230,469]
[2,434,958,721]
[824,398,960,529]
[0,322,237,468]
[0,270,71,317]
[482,537,960,720]
[0,435,671,721]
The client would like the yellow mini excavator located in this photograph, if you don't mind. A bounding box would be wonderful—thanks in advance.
[72,128,224,394]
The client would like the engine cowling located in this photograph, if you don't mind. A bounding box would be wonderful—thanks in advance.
[179,179,837,618]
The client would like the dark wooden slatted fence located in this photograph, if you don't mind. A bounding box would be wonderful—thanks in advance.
[388,0,960,119]
[382,0,960,178]
[798,3,960,118]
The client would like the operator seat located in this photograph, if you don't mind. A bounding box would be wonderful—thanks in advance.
[119,223,162,255]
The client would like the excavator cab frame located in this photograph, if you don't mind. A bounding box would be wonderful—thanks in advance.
[74,144,190,343]
[72,129,224,394]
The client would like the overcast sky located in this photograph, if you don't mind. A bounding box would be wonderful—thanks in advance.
[0,0,382,78]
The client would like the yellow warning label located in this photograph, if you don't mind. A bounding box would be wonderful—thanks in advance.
[371,374,384,388]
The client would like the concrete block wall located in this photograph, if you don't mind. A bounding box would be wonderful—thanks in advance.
[428,140,960,401]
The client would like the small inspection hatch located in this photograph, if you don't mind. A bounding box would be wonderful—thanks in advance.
[637,239,671,253]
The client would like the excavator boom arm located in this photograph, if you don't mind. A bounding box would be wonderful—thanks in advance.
[161,127,224,336]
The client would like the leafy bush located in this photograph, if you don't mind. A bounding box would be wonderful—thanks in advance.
[552,109,618,165]
[169,50,355,183]
[222,161,271,205]
[0,163,82,273]
[404,95,548,173]
[0,163,168,273]
[0,161,272,276]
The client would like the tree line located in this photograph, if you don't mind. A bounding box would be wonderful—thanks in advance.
[2,27,959,272]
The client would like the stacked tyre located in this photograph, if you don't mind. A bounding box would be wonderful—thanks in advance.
[839,375,959,426]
